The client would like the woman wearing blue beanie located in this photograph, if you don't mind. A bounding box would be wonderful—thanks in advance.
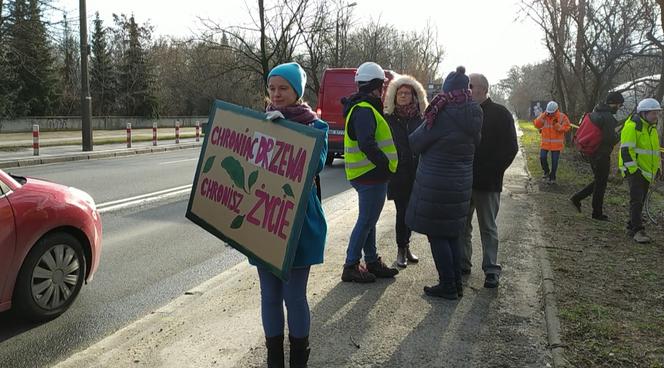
[406,66,483,300]
[252,61,328,368]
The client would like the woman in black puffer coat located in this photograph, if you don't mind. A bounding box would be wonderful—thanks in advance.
[384,75,429,268]
[406,66,483,300]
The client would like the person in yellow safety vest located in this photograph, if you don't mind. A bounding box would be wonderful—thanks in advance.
[533,101,572,184]
[619,97,662,244]
[340,61,399,283]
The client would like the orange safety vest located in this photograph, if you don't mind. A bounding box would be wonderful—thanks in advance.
[533,111,571,151]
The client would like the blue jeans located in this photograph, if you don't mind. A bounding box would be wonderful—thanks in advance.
[257,267,311,338]
[540,149,560,180]
[344,181,387,266]
[427,235,461,285]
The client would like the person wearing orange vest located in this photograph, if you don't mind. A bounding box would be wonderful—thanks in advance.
[533,101,571,184]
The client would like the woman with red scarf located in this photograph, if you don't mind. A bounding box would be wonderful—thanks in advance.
[384,75,428,268]
[257,62,328,368]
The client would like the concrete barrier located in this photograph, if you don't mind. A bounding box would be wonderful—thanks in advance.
[0,116,208,133]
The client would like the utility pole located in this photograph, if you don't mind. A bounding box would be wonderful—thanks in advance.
[80,0,93,151]
[334,2,356,67]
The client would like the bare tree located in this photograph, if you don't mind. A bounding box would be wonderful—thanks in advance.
[199,0,310,97]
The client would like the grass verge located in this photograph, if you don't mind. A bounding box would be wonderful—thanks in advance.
[518,120,664,368]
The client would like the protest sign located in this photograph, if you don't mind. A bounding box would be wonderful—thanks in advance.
[186,100,325,280]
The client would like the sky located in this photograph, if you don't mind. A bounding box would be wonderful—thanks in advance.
[53,0,550,84]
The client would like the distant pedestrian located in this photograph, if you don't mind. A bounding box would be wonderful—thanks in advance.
[383,75,428,268]
[257,62,329,368]
[341,61,399,283]
[406,66,483,299]
[570,92,625,221]
[533,101,571,184]
[459,73,518,289]
[618,97,662,243]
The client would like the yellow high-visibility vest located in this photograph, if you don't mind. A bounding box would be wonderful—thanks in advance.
[618,114,661,182]
[343,102,398,180]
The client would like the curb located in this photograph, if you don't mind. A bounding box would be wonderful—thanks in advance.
[0,142,202,169]
[520,146,570,368]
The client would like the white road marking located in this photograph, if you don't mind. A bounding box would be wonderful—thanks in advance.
[159,158,198,165]
[97,184,193,214]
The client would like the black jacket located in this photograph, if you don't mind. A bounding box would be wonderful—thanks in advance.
[589,103,620,158]
[406,101,483,237]
[385,113,421,200]
[473,98,518,192]
[342,93,391,182]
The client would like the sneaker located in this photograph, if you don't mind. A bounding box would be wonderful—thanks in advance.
[633,230,652,244]
[592,214,609,221]
[548,178,557,185]
[366,257,399,278]
[341,263,376,283]
[484,273,500,288]
[541,173,549,180]
[569,197,582,213]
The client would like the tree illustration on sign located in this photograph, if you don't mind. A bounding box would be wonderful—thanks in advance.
[219,156,262,230]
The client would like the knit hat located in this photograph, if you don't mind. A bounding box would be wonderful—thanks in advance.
[268,62,307,99]
[442,66,469,93]
[605,91,625,105]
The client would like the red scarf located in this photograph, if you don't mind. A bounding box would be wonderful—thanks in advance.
[395,102,420,119]
[266,102,318,124]
[423,89,473,128]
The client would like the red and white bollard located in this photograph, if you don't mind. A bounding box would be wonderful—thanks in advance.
[175,121,180,144]
[126,123,132,148]
[152,122,158,146]
[32,124,39,156]
[195,121,200,142]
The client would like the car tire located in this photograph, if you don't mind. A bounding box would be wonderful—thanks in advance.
[13,232,86,322]
[325,153,335,166]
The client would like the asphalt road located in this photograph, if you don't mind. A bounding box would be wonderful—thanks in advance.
[0,149,350,368]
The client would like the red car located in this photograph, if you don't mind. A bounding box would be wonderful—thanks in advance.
[0,169,102,321]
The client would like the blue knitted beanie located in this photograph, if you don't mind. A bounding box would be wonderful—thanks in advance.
[442,66,469,93]
[268,62,307,99]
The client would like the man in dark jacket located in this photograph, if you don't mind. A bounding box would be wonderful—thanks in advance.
[340,61,399,283]
[460,73,518,289]
[570,91,624,221]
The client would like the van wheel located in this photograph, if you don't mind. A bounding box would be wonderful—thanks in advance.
[13,232,86,322]
[325,153,335,166]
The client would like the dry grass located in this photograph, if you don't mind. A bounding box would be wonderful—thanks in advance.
[518,120,664,368]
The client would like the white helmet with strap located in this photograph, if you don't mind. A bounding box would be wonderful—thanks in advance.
[636,98,662,113]
[355,62,386,83]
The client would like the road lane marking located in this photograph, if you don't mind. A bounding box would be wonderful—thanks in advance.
[159,158,198,165]
[97,185,192,213]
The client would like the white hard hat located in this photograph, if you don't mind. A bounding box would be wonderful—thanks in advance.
[355,62,386,83]
[636,98,662,113]
[545,101,558,113]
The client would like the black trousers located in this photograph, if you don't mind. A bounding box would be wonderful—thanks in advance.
[572,155,610,216]
[394,196,412,249]
[627,172,650,233]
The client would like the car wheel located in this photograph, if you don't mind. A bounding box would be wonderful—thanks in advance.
[325,153,335,166]
[13,232,86,322]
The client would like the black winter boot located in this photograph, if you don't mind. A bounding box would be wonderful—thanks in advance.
[289,335,310,368]
[265,335,284,368]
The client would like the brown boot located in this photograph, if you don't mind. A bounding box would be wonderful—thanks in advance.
[266,335,284,368]
[396,248,407,268]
